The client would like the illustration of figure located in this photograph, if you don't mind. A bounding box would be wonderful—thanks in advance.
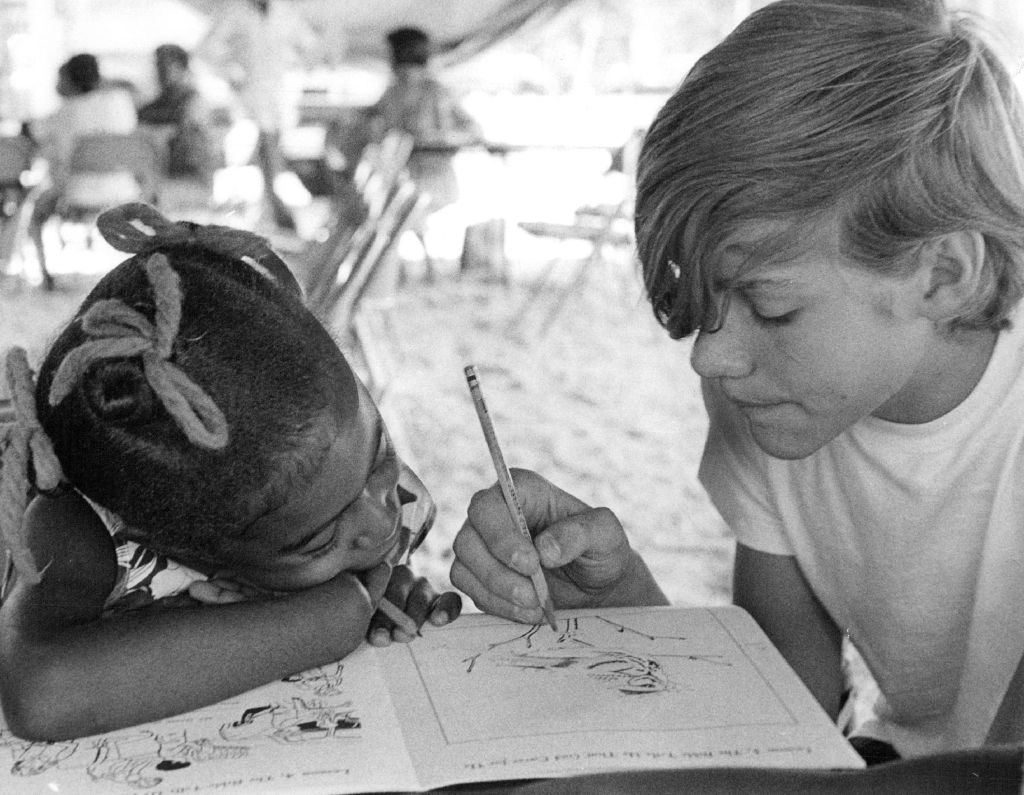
[461,616,727,695]
[281,662,346,697]
[0,731,78,776]
[222,697,361,744]
[85,730,246,789]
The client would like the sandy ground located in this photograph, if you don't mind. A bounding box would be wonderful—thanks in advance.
[0,214,734,611]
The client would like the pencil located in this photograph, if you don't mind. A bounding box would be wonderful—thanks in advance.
[464,365,558,631]
[378,596,421,637]
[0,549,12,602]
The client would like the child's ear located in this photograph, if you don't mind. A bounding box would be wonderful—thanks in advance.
[916,230,986,322]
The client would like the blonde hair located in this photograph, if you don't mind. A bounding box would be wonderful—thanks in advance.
[636,0,1024,338]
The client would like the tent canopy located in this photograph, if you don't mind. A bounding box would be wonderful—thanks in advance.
[182,0,576,65]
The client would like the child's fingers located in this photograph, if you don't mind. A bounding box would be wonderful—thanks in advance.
[382,566,420,641]
[366,565,411,645]
[427,591,463,626]
[399,575,437,626]
[188,579,249,605]
[452,519,540,602]
[538,507,627,569]
[449,557,544,625]
[360,560,393,604]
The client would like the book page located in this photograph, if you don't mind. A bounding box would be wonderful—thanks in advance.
[0,644,419,795]
[382,605,864,789]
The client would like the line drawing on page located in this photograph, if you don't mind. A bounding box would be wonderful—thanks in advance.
[406,610,802,744]
[0,662,366,791]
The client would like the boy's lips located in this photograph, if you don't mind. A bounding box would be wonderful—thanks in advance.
[723,388,789,409]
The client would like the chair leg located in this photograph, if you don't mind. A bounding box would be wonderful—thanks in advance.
[536,244,606,338]
[503,251,563,337]
[29,219,54,291]
[414,229,434,283]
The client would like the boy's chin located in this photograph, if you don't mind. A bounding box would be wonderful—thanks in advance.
[749,425,830,461]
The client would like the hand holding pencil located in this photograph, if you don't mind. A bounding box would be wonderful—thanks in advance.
[463,365,558,630]
[452,368,667,623]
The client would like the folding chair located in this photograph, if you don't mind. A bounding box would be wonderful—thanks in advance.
[0,136,33,218]
[514,192,635,336]
[0,136,35,274]
[321,178,429,402]
[302,130,415,304]
[56,131,161,243]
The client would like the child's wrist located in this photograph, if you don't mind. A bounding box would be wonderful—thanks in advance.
[321,570,375,623]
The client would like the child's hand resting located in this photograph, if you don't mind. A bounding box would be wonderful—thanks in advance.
[363,562,463,647]
[190,565,463,647]
[451,469,654,623]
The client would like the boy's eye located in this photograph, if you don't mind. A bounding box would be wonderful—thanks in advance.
[751,307,798,327]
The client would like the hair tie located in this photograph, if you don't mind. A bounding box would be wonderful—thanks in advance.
[0,347,64,586]
[49,253,230,450]
[96,202,301,296]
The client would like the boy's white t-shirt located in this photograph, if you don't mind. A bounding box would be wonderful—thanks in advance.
[699,309,1024,758]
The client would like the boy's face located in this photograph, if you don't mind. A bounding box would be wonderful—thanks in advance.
[691,216,939,460]
[215,379,405,590]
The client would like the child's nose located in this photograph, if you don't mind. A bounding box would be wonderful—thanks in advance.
[690,324,754,380]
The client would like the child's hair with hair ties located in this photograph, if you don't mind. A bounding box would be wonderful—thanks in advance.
[635,0,1024,339]
[0,203,360,583]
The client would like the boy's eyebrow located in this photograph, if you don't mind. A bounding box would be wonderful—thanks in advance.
[276,415,386,555]
[710,272,799,293]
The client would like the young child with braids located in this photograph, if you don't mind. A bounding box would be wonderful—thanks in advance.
[0,202,461,742]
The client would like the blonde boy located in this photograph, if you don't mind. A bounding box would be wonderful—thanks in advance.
[451,0,1024,782]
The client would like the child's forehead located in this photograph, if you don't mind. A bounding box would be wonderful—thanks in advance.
[709,216,838,285]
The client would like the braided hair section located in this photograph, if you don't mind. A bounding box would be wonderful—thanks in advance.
[0,348,64,586]
[48,254,229,450]
[96,202,302,298]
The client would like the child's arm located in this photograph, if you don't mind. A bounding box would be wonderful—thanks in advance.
[0,491,376,741]
[733,542,845,719]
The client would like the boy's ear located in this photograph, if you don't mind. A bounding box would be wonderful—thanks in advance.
[916,231,986,322]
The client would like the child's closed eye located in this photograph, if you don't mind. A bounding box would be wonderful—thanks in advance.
[751,307,798,327]
[741,292,799,327]
[294,527,341,559]
[304,529,342,559]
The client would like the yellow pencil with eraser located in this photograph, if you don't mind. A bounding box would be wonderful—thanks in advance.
[463,365,558,632]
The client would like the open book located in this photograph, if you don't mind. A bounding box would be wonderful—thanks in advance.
[0,606,863,793]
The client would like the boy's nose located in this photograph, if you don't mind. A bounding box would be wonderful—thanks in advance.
[690,325,754,380]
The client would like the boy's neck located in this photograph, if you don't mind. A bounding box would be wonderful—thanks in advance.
[874,326,998,424]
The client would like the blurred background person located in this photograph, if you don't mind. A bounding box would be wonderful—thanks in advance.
[138,44,217,188]
[27,53,136,290]
[368,26,483,214]
[196,0,319,233]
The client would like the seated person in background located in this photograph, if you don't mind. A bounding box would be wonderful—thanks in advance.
[27,53,137,290]
[367,26,483,212]
[138,44,218,186]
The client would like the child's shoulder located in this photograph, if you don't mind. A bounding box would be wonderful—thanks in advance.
[14,491,118,607]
